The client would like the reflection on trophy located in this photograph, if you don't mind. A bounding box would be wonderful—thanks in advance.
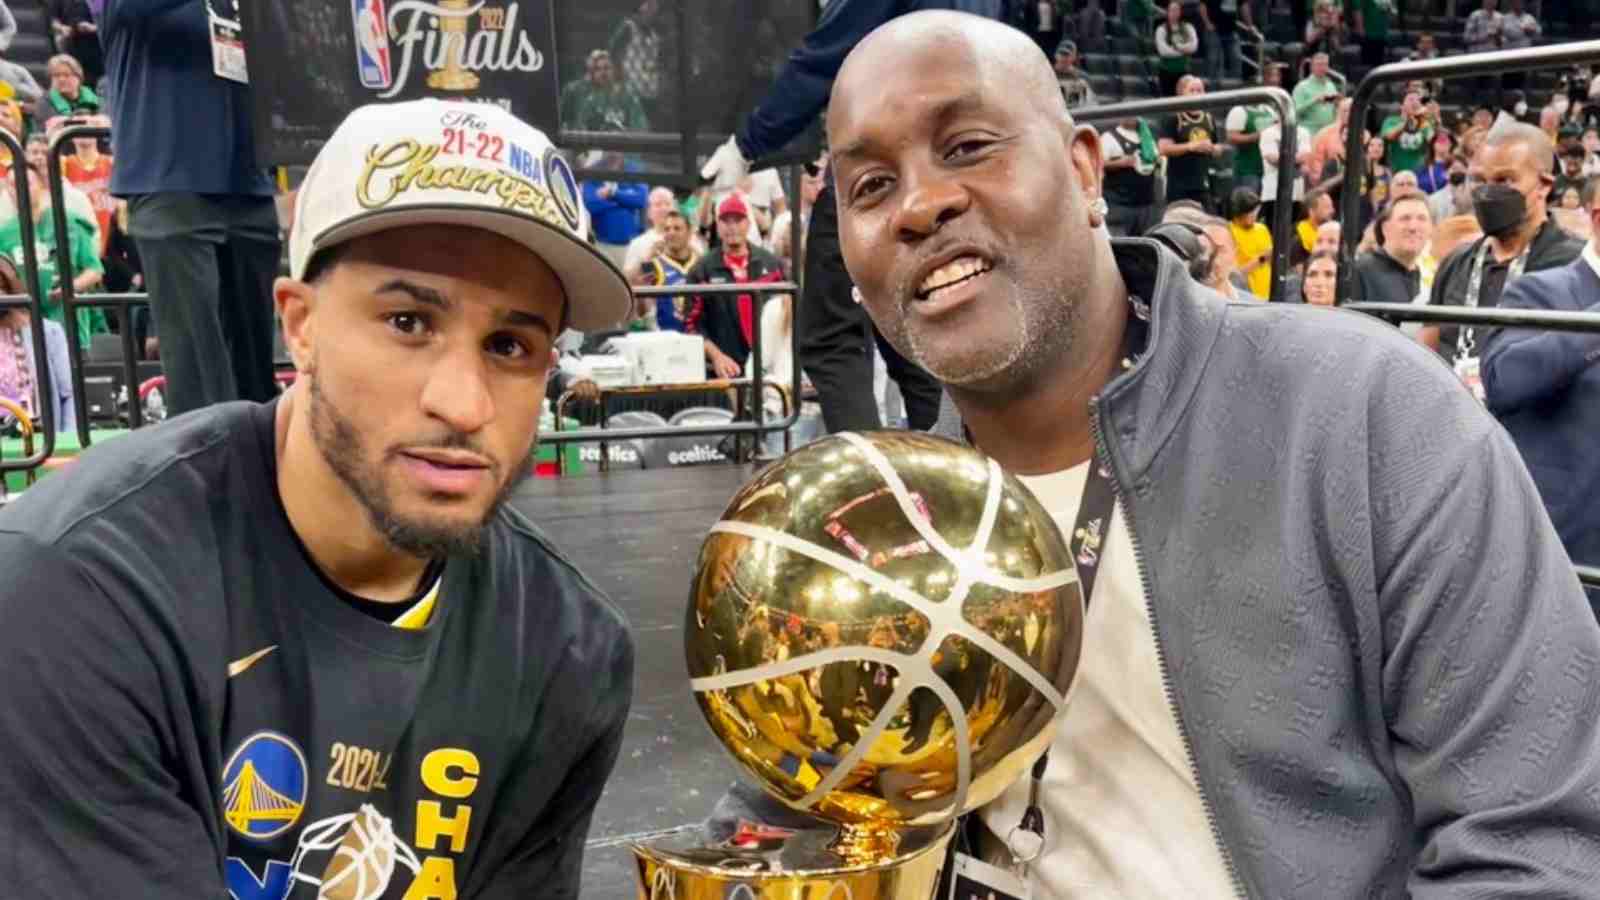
[426,0,481,91]
[633,431,1084,898]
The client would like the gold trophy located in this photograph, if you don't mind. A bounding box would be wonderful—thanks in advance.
[634,431,1084,899]
[426,0,481,91]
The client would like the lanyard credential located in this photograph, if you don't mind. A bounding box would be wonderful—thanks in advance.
[1005,298,1147,872]
[1457,233,1533,361]
[1005,457,1117,868]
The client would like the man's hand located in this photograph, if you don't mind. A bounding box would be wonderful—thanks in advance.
[711,350,742,380]
[701,135,751,193]
[76,21,96,33]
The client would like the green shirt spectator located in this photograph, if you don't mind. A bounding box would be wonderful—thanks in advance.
[1382,94,1436,175]
[0,193,106,349]
[1293,54,1343,136]
[1225,104,1277,181]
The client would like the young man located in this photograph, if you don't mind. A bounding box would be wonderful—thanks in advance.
[815,12,1600,897]
[633,208,702,332]
[686,194,786,380]
[0,100,636,899]
[1227,187,1272,299]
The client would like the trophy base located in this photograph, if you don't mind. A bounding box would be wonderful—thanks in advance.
[633,819,954,899]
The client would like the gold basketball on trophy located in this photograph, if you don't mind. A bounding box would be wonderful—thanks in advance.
[634,431,1084,899]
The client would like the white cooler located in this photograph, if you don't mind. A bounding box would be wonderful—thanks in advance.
[610,332,707,384]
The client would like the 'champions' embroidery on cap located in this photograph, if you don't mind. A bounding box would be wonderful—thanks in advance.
[354,137,567,232]
[543,146,582,233]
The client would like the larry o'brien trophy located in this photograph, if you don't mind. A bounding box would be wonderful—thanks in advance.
[633,431,1084,899]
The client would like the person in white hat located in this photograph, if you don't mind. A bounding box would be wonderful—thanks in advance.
[0,99,635,900]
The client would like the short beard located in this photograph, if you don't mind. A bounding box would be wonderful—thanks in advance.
[307,372,531,560]
[898,243,1090,396]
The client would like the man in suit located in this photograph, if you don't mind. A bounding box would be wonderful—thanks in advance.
[1483,175,1600,613]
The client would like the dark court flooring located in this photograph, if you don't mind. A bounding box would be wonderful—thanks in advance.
[509,464,761,899]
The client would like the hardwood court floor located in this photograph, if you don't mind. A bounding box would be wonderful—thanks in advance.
[509,464,760,899]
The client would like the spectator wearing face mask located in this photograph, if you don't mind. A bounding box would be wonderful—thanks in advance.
[1481,176,1600,611]
[1424,123,1584,400]
[1430,155,1472,222]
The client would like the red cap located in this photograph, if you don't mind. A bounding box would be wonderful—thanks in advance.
[717,193,749,220]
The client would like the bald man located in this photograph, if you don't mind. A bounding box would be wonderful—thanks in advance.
[769,11,1600,898]
[1424,123,1583,392]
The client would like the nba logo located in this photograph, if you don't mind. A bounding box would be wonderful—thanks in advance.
[352,0,392,89]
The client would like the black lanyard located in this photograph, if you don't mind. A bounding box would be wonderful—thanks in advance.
[1457,232,1534,361]
[1009,301,1147,864]
[1012,459,1117,857]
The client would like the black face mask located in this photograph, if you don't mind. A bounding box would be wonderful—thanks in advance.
[1449,170,1468,186]
[1472,183,1527,238]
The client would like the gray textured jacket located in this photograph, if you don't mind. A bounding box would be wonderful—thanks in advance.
[933,239,1600,897]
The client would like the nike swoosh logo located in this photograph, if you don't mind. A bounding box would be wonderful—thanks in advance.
[227,645,278,678]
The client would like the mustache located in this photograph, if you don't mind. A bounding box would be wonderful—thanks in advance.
[892,233,1004,305]
[392,431,495,463]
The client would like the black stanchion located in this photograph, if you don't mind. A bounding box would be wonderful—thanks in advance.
[46,123,152,446]
[0,127,56,473]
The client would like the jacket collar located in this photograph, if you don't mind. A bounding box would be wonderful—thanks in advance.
[932,238,1226,481]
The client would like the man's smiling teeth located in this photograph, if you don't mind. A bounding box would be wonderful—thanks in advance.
[918,256,992,297]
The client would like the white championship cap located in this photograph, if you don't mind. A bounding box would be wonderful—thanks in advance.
[288,99,631,332]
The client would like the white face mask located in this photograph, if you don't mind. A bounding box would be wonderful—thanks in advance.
[1554,96,1572,117]
[1514,100,1529,117]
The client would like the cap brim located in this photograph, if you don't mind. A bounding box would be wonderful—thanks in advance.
[307,205,632,333]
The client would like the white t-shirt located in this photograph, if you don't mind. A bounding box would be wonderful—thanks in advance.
[981,462,1235,900]
[1261,124,1311,204]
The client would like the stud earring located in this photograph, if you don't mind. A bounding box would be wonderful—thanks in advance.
[1089,196,1109,225]
[851,286,864,305]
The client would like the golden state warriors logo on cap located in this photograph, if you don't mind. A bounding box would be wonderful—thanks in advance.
[543,146,582,233]
[222,732,308,841]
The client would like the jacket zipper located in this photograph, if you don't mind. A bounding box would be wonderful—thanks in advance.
[1088,399,1248,900]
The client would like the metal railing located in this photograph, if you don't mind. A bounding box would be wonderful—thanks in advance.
[540,279,803,452]
[47,123,151,446]
[1337,39,1600,304]
[0,127,58,473]
[1077,87,1298,303]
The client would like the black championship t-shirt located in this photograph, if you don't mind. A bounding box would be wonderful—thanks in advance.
[1161,111,1218,198]
[0,399,634,900]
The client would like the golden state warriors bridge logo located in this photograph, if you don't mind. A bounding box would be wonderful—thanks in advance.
[223,732,308,841]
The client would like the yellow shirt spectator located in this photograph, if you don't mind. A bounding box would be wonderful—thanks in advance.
[1230,220,1273,300]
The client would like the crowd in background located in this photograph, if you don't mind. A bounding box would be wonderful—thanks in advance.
[0,0,1593,569]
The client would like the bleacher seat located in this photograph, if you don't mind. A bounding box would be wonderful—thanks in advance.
[1120,75,1151,100]
[1083,53,1113,76]
[1090,74,1119,101]
[1116,55,1146,78]
[1111,36,1141,57]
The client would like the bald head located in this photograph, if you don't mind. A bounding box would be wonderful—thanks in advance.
[832,11,1067,128]
[822,8,1119,402]
[1481,120,1555,174]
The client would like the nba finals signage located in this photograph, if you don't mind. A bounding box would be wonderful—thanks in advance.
[243,0,560,165]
